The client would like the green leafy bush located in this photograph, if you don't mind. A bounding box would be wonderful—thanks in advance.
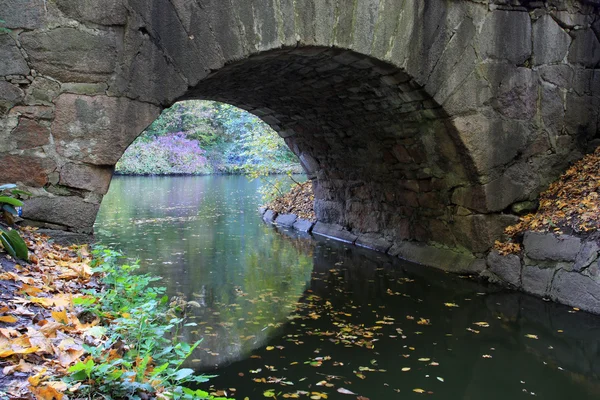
[64,247,226,400]
[0,184,30,261]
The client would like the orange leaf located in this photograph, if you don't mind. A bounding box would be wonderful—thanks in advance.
[31,385,64,400]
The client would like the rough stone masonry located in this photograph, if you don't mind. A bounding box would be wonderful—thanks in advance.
[2,0,600,310]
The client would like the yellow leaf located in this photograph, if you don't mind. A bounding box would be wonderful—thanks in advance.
[444,303,459,307]
[266,346,274,351]
[401,367,411,371]
[525,334,538,340]
[0,315,17,323]
[28,368,48,387]
[51,310,69,325]
[413,388,425,394]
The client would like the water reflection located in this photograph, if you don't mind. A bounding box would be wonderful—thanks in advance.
[96,176,600,399]
[96,176,313,367]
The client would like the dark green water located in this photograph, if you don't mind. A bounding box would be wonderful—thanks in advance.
[95,175,600,400]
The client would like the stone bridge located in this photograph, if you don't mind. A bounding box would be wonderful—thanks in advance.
[2,0,600,271]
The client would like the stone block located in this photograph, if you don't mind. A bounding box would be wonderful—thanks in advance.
[275,213,297,227]
[293,218,314,232]
[262,209,277,223]
[59,163,114,194]
[491,68,538,120]
[521,265,555,297]
[568,29,600,68]
[478,10,531,64]
[0,35,29,76]
[258,207,267,216]
[574,241,600,272]
[550,269,600,314]
[390,241,475,273]
[451,176,526,213]
[23,196,99,232]
[454,214,519,253]
[20,27,118,83]
[312,222,358,244]
[452,114,529,174]
[52,94,159,165]
[538,65,574,88]
[0,0,45,29]
[0,154,55,187]
[0,81,24,114]
[356,233,392,253]
[523,232,581,262]
[37,229,92,246]
[13,118,50,149]
[487,250,522,287]
[54,0,126,25]
[533,15,571,65]
[24,77,61,105]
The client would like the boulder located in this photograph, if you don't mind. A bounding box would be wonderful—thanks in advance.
[275,213,297,227]
[23,196,100,232]
[262,210,277,223]
[574,241,600,272]
[550,269,600,314]
[293,218,314,232]
[487,250,522,287]
[521,265,555,297]
[523,232,581,262]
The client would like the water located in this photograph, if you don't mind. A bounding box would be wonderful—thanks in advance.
[95,175,600,400]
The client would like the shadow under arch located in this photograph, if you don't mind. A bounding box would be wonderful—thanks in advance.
[176,46,490,262]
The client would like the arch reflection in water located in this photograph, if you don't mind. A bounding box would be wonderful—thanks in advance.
[95,175,314,368]
[96,175,600,399]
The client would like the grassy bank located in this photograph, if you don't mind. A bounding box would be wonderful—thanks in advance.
[0,228,226,399]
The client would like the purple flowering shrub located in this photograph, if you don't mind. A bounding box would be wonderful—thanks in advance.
[116,133,210,175]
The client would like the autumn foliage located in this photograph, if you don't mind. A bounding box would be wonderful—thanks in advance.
[266,181,316,221]
[496,146,600,254]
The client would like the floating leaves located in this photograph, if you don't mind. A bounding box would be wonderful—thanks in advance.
[525,334,539,340]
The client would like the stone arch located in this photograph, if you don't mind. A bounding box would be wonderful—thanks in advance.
[3,0,600,270]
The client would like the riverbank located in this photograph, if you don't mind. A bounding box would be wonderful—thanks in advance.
[261,150,600,314]
[0,227,225,399]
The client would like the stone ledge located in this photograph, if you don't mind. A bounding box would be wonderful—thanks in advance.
[389,241,477,274]
[487,233,600,314]
[261,208,315,234]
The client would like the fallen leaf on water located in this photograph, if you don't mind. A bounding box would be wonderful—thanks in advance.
[413,388,425,394]
[336,388,356,395]
[525,334,538,340]
[401,367,411,372]
[444,303,459,308]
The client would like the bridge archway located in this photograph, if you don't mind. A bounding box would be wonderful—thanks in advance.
[3,0,600,270]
